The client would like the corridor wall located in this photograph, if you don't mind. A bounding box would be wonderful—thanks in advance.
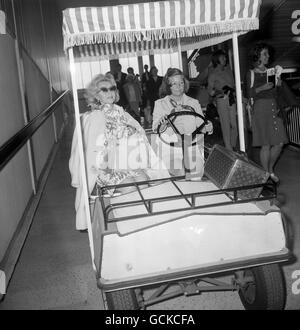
[0,30,33,263]
[0,0,69,263]
[21,50,54,179]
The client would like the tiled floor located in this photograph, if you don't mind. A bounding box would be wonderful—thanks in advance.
[0,120,300,310]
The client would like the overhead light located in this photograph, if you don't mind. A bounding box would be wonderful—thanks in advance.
[0,269,5,295]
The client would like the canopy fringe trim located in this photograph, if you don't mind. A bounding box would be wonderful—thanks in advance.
[64,18,259,51]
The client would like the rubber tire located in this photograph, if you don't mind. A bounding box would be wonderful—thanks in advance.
[106,289,140,310]
[238,264,286,310]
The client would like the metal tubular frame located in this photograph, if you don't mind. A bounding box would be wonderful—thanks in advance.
[96,176,277,227]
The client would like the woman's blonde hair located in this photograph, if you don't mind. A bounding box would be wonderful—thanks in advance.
[84,73,120,108]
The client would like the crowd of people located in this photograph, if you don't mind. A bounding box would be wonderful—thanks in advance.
[111,63,163,127]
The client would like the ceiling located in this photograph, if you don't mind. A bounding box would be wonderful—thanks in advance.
[54,0,300,69]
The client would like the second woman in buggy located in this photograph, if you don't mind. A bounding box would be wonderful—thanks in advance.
[69,73,168,230]
[152,68,213,180]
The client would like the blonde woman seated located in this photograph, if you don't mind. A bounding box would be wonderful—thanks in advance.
[69,73,168,230]
[153,68,213,180]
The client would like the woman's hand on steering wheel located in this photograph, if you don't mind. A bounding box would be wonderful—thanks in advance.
[158,114,168,126]
[156,110,210,147]
[157,114,169,132]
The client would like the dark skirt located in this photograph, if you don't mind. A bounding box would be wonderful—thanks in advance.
[252,98,288,147]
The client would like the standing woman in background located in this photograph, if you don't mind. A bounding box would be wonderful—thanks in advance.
[246,43,288,183]
[207,49,237,151]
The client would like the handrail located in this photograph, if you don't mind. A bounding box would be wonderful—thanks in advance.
[0,89,70,172]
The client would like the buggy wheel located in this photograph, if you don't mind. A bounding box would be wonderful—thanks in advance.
[106,289,140,310]
[238,264,286,310]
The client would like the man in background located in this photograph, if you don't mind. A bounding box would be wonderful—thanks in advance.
[114,63,127,108]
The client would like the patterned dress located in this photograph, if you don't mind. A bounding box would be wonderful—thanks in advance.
[94,103,149,193]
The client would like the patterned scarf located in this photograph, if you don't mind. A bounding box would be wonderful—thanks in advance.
[169,98,196,114]
[99,104,137,142]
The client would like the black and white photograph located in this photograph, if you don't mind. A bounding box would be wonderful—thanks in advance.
[0,0,300,313]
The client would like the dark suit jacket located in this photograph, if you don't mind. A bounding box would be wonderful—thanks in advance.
[146,76,163,102]
[114,72,127,107]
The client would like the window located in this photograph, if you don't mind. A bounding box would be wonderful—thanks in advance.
[74,59,110,89]
[119,56,139,75]
[154,53,179,76]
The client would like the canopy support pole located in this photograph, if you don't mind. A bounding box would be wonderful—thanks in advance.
[68,48,95,271]
[232,32,246,152]
[177,37,183,71]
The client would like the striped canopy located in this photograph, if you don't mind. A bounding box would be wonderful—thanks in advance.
[63,0,261,59]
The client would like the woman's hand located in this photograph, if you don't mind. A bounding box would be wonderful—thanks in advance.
[213,89,225,98]
[256,82,274,93]
[204,120,213,135]
[158,114,168,126]
[277,77,282,87]
[155,114,169,133]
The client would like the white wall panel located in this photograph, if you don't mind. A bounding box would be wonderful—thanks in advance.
[31,118,55,179]
[21,50,54,179]
[19,0,48,80]
[41,0,69,93]
[0,145,32,261]
[0,0,67,262]
[0,35,25,145]
[22,50,51,119]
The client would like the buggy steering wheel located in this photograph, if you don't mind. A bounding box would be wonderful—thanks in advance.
[156,110,208,147]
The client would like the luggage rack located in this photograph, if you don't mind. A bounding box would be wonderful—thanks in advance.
[95,176,277,229]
